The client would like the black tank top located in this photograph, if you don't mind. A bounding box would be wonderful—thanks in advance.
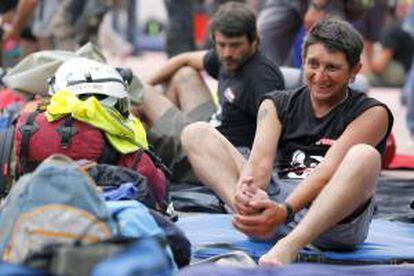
[263,86,393,178]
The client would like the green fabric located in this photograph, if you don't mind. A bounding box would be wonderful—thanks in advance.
[3,43,106,96]
[3,43,145,104]
[46,90,148,153]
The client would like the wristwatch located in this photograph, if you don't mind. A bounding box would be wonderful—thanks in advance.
[282,202,295,224]
[310,1,328,11]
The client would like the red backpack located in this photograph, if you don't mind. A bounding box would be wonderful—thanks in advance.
[14,110,168,206]
[0,88,30,196]
[382,133,396,170]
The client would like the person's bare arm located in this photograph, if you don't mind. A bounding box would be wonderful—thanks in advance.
[146,50,207,86]
[369,48,394,74]
[2,0,38,41]
[239,99,281,190]
[232,99,288,237]
[233,105,389,239]
[233,99,281,214]
[284,106,390,213]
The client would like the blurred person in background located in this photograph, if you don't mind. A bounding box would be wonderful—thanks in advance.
[0,0,18,23]
[257,0,348,66]
[3,0,106,53]
[0,0,39,61]
[363,0,414,87]
[98,0,137,57]
[132,2,284,184]
[257,0,386,67]
[2,0,60,50]
[51,0,107,49]
[353,0,389,79]
[403,2,414,139]
[164,0,263,57]
[164,0,196,57]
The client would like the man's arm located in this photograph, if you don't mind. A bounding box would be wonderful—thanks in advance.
[239,99,281,190]
[233,99,289,237]
[146,50,207,86]
[233,99,281,214]
[368,23,399,75]
[369,48,394,74]
[2,0,38,41]
[284,106,390,214]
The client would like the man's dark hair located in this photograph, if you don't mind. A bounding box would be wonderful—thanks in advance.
[302,18,364,68]
[209,1,257,43]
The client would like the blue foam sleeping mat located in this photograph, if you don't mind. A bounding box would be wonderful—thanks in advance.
[177,214,414,264]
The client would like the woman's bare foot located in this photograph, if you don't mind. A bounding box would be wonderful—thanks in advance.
[258,239,299,266]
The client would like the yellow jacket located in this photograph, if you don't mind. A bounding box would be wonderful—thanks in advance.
[46,90,148,154]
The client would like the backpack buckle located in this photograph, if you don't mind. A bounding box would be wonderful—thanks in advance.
[56,117,78,149]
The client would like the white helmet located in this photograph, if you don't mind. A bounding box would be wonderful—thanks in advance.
[49,58,130,116]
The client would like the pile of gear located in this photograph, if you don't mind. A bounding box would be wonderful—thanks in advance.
[0,43,188,274]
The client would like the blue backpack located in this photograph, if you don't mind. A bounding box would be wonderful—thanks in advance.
[0,154,117,263]
[23,201,178,275]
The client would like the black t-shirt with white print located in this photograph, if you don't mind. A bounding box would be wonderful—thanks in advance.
[203,49,284,148]
[263,86,393,178]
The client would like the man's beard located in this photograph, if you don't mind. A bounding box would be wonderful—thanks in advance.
[221,51,253,72]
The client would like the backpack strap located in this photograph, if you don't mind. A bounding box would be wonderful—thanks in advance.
[0,126,15,196]
[129,149,144,170]
[56,116,78,149]
[56,116,118,164]
[98,138,119,165]
[19,110,41,175]
[0,104,24,194]
[128,147,172,178]
[144,148,172,178]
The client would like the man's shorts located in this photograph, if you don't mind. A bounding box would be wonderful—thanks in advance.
[147,101,216,183]
[272,178,375,251]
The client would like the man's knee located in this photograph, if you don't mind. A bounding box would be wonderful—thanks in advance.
[181,122,214,153]
[345,144,381,170]
[171,66,201,85]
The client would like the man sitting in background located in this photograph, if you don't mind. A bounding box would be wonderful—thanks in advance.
[133,2,284,183]
[364,0,414,87]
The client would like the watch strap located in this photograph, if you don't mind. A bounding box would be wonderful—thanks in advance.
[282,202,295,224]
